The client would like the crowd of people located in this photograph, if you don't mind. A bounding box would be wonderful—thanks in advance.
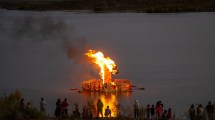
[19,97,215,120]
[133,100,172,120]
[53,98,111,120]
[188,101,214,120]
[20,97,172,120]
[54,98,70,120]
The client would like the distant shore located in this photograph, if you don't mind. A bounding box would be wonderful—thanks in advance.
[0,0,215,13]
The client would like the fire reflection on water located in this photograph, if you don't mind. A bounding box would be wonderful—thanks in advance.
[82,91,131,117]
[100,93,117,117]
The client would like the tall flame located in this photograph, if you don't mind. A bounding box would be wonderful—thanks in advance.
[85,50,118,84]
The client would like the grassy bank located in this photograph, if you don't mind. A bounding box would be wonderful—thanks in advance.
[0,0,215,13]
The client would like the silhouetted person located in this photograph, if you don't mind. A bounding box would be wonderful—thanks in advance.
[156,101,163,119]
[189,104,196,120]
[150,104,155,119]
[167,108,172,120]
[162,110,168,120]
[61,98,69,119]
[133,100,140,118]
[206,101,214,120]
[20,98,25,111]
[55,99,62,120]
[97,99,103,117]
[40,97,46,114]
[104,106,111,117]
[146,104,150,119]
[196,104,204,120]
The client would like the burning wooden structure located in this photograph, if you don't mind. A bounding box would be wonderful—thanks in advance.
[83,50,132,92]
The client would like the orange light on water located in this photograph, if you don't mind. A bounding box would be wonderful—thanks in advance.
[100,94,118,117]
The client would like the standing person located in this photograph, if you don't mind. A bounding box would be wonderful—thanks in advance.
[104,106,111,117]
[146,104,150,119]
[61,98,69,119]
[167,108,172,120]
[162,110,168,120]
[206,101,214,120]
[55,99,62,120]
[156,102,162,119]
[196,104,204,120]
[150,104,156,120]
[40,97,46,114]
[97,99,103,118]
[189,104,196,120]
[134,100,140,118]
[20,98,25,111]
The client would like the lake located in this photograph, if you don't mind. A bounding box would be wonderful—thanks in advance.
[0,9,215,119]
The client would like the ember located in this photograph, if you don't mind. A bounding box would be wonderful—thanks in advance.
[83,50,132,92]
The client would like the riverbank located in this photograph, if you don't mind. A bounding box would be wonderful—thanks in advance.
[0,0,215,13]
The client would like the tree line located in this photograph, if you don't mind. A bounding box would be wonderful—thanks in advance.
[0,0,215,13]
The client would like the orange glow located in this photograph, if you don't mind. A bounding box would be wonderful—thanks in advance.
[100,94,118,117]
[85,50,118,84]
[81,91,132,117]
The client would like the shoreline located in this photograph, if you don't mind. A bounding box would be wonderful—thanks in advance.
[1,8,215,14]
[1,0,215,13]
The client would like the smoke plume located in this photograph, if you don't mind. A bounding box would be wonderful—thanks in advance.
[0,13,96,90]
[2,15,89,62]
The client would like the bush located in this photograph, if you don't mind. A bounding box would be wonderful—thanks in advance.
[0,90,44,120]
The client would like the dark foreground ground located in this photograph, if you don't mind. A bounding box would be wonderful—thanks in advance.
[0,0,215,13]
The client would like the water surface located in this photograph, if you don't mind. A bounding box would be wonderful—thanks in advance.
[1,9,215,119]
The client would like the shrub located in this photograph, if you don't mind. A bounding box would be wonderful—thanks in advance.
[0,90,44,120]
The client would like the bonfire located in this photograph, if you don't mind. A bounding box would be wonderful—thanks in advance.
[83,50,132,92]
